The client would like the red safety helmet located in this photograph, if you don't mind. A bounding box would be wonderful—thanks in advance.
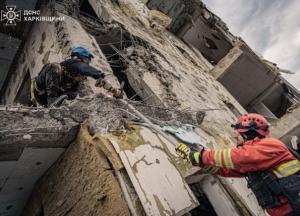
[231,113,270,136]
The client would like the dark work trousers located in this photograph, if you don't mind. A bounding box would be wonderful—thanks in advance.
[34,89,48,107]
[279,173,300,216]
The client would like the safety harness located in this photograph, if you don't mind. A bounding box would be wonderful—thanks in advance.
[31,63,63,105]
[246,159,300,209]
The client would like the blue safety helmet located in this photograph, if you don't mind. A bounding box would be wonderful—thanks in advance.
[71,46,94,60]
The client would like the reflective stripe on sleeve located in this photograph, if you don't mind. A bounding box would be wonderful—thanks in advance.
[214,151,222,167]
[223,149,234,169]
[214,149,234,169]
[272,159,300,178]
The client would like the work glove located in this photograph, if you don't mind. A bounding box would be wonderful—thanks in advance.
[95,77,106,88]
[112,88,124,99]
[175,143,204,166]
[95,78,124,98]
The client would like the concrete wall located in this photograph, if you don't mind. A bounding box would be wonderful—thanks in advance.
[181,15,233,64]
[0,34,21,97]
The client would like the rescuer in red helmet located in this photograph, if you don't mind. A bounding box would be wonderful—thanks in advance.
[176,113,300,216]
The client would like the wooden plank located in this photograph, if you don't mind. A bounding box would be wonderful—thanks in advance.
[200,175,241,216]
[109,126,199,216]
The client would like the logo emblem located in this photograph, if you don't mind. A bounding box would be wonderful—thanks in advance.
[1,6,21,26]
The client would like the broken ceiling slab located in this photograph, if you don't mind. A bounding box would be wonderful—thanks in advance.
[0,107,79,161]
[108,125,199,215]
[8,147,65,179]
[0,162,17,183]
[0,147,65,216]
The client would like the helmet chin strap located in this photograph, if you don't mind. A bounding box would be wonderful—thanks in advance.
[241,130,265,141]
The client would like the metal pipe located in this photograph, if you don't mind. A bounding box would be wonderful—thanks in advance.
[115,170,138,216]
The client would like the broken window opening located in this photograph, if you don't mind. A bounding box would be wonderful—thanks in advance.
[269,84,298,118]
[95,31,144,100]
[107,53,142,101]
[211,33,221,40]
[189,183,218,216]
[79,0,98,19]
[14,70,31,106]
[204,36,218,50]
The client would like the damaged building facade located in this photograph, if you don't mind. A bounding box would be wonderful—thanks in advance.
[0,0,300,215]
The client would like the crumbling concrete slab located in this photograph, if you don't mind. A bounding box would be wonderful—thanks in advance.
[0,107,79,161]
[109,125,199,216]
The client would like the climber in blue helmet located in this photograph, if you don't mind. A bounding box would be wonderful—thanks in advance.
[31,46,123,107]
[70,46,94,63]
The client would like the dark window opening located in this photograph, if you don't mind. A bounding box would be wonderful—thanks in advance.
[270,84,298,118]
[14,70,31,106]
[79,0,98,19]
[204,37,218,50]
[211,33,221,40]
[96,30,143,100]
[108,54,142,100]
[189,183,218,216]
